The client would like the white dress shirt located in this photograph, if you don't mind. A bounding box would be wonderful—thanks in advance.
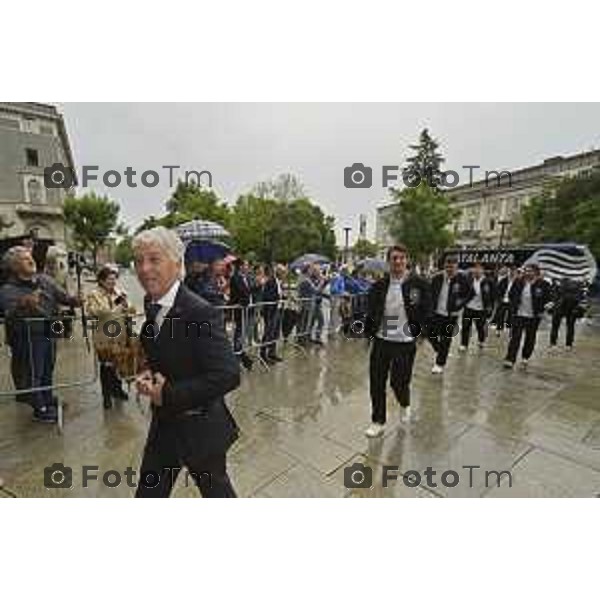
[377,276,414,342]
[436,276,450,316]
[518,282,534,318]
[467,277,483,311]
[152,279,181,333]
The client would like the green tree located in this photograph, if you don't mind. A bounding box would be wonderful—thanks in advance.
[114,235,134,267]
[516,169,600,257]
[403,128,445,189]
[63,192,120,267]
[230,194,336,264]
[352,238,379,259]
[386,182,457,267]
[164,180,231,227]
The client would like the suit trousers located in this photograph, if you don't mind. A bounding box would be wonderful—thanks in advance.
[505,316,540,363]
[369,338,416,424]
[461,308,487,347]
[428,314,459,366]
[135,417,237,498]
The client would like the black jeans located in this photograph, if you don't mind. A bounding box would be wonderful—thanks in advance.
[261,306,281,358]
[369,338,417,424]
[505,316,540,363]
[550,310,577,347]
[461,308,487,347]
[428,314,459,366]
[136,419,236,498]
[10,334,56,410]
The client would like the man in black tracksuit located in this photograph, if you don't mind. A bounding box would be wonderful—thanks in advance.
[362,244,432,438]
[493,266,519,334]
[429,257,474,373]
[504,264,551,368]
[460,261,496,350]
[549,277,586,350]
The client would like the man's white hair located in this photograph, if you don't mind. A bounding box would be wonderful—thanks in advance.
[2,245,30,274]
[132,226,184,264]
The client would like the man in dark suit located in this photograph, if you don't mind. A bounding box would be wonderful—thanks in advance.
[260,264,286,364]
[132,227,240,498]
[504,263,551,369]
[460,261,496,350]
[229,259,254,370]
[362,244,432,437]
[428,257,474,374]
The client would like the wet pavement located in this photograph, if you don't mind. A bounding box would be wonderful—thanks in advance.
[1,275,600,497]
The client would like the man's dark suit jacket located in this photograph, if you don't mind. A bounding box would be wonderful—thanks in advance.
[141,283,240,458]
[365,273,433,339]
[430,271,474,315]
[229,272,252,306]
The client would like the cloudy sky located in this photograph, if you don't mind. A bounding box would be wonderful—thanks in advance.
[61,103,600,244]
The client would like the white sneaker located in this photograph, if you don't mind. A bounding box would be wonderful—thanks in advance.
[365,422,385,438]
[566,346,574,352]
[521,359,529,369]
[503,360,514,369]
[431,364,444,374]
[459,345,467,353]
[400,406,412,424]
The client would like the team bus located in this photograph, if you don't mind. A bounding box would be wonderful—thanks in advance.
[441,243,598,283]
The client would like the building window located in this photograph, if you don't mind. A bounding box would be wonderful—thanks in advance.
[489,218,496,231]
[23,175,46,204]
[21,118,39,134]
[25,148,39,167]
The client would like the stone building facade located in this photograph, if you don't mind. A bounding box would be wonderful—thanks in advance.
[376,148,600,253]
[0,102,75,245]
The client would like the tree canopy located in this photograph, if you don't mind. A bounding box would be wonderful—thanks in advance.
[516,169,600,258]
[63,192,120,266]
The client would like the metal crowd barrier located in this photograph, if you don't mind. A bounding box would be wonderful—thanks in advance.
[0,293,371,431]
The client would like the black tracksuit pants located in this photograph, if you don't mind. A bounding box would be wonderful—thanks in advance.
[369,337,416,425]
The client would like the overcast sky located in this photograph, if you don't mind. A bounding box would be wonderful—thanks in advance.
[62,103,600,245]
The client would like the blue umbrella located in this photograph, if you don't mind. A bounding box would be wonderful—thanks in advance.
[184,240,232,263]
[290,253,331,271]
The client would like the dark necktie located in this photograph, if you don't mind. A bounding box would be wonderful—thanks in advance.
[143,301,161,340]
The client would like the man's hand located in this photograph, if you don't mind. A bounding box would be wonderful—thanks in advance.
[16,291,41,313]
[135,370,166,406]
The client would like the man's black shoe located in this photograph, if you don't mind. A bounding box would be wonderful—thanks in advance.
[32,406,58,424]
[268,355,283,363]
[112,387,129,400]
[103,396,112,409]
[241,355,254,370]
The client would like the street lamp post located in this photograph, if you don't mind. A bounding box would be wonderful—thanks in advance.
[498,219,512,248]
[343,227,352,263]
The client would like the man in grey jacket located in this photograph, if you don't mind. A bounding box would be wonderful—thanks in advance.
[0,246,80,423]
